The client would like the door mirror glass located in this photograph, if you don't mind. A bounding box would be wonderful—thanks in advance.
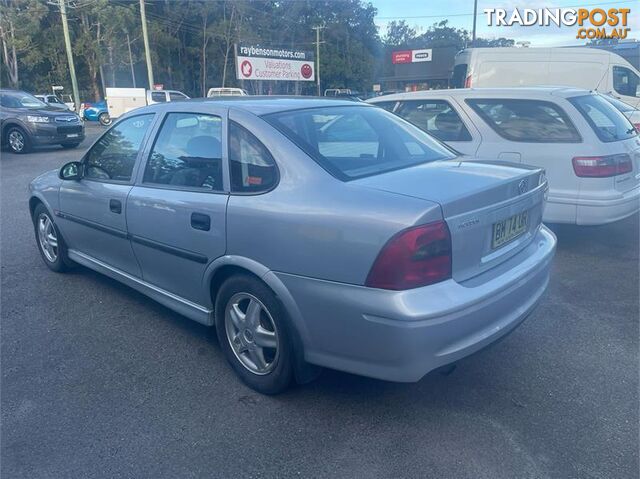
[59,161,83,180]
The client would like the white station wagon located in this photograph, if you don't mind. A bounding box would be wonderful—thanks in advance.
[369,87,640,225]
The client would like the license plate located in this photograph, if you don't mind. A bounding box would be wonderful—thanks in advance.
[66,133,79,138]
[492,211,528,249]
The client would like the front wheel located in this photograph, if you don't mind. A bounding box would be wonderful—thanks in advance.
[6,126,31,154]
[33,204,72,272]
[98,112,112,126]
[215,275,294,394]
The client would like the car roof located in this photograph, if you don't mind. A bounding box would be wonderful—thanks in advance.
[0,89,28,94]
[367,87,593,103]
[132,96,369,116]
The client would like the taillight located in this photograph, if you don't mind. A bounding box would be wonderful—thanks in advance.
[464,74,472,88]
[572,154,633,178]
[634,123,640,133]
[365,221,452,290]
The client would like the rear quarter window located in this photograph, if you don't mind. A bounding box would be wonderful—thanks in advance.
[466,99,581,143]
[569,94,637,143]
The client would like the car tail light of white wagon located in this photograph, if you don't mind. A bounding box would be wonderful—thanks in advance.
[572,154,633,178]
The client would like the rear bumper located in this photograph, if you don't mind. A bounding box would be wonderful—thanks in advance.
[276,225,556,382]
[545,185,639,225]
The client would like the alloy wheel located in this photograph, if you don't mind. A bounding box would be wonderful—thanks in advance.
[37,213,58,262]
[224,292,279,375]
[8,130,25,152]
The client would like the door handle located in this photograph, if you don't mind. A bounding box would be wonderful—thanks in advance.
[191,212,210,231]
[109,199,122,214]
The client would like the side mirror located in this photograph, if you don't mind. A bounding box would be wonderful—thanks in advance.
[59,161,83,180]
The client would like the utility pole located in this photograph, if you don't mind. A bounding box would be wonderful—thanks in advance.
[58,0,80,113]
[471,0,478,46]
[126,33,137,87]
[312,25,324,96]
[139,0,154,89]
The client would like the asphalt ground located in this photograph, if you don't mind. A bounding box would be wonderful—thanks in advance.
[1,122,638,478]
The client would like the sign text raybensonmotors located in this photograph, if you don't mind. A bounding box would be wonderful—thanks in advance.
[236,44,315,81]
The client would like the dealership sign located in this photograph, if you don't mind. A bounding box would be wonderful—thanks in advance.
[392,49,432,64]
[236,44,315,81]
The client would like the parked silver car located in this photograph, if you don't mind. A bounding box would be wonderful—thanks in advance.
[29,98,556,394]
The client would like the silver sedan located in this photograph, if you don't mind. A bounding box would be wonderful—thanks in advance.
[29,98,556,394]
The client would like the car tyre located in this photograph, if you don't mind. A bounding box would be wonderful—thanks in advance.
[215,274,294,394]
[6,126,31,154]
[60,142,80,149]
[98,112,112,126]
[32,204,73,272]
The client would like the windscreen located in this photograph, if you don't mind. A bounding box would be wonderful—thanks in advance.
[569,94,638,143]
[0,91,47,109]
[451,63,468,89]
[264,105,456,180]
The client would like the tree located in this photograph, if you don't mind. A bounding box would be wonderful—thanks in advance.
[383,20,416,48]
[2,0,428,97]
[0,0,46,88]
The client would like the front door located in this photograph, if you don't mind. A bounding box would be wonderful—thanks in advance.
[126,110,228,306]
[57,113,155,276]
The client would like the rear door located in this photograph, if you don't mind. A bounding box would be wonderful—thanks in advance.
[463,97,583,202]
[126,108,228,305]
[393,97,481,155]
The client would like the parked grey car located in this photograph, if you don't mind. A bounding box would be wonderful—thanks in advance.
[29,98,556,394]
[1,89,84,153]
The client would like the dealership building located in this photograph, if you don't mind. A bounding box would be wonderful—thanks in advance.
[379,46,458,92]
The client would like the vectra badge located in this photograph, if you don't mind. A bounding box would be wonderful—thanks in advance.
[518,179,528,195]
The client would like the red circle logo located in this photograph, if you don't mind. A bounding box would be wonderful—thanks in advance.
[301,63,313,79]
[240,60,253,78]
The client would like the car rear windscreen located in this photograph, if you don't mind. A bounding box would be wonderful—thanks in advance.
[569,94,638,143]
[264,105,456,180]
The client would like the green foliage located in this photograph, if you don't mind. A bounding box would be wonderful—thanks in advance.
[0,2,513,99]
[1,0,382,98]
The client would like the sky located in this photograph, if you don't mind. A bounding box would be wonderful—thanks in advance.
[370,0,639,47]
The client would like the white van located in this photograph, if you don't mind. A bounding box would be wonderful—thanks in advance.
[452,47,640,109]
[106,88,190,119]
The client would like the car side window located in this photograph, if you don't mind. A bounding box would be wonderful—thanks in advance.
[0,94,19,108]
[151,91,166,103]
[374,101,398,112]
[84,114,154,182]
[143,113,223,191]
[169,92,187,101]
[613,66,640,98]
[229,121,277,193]
[466,99,581,143]
[395,100,472,142]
